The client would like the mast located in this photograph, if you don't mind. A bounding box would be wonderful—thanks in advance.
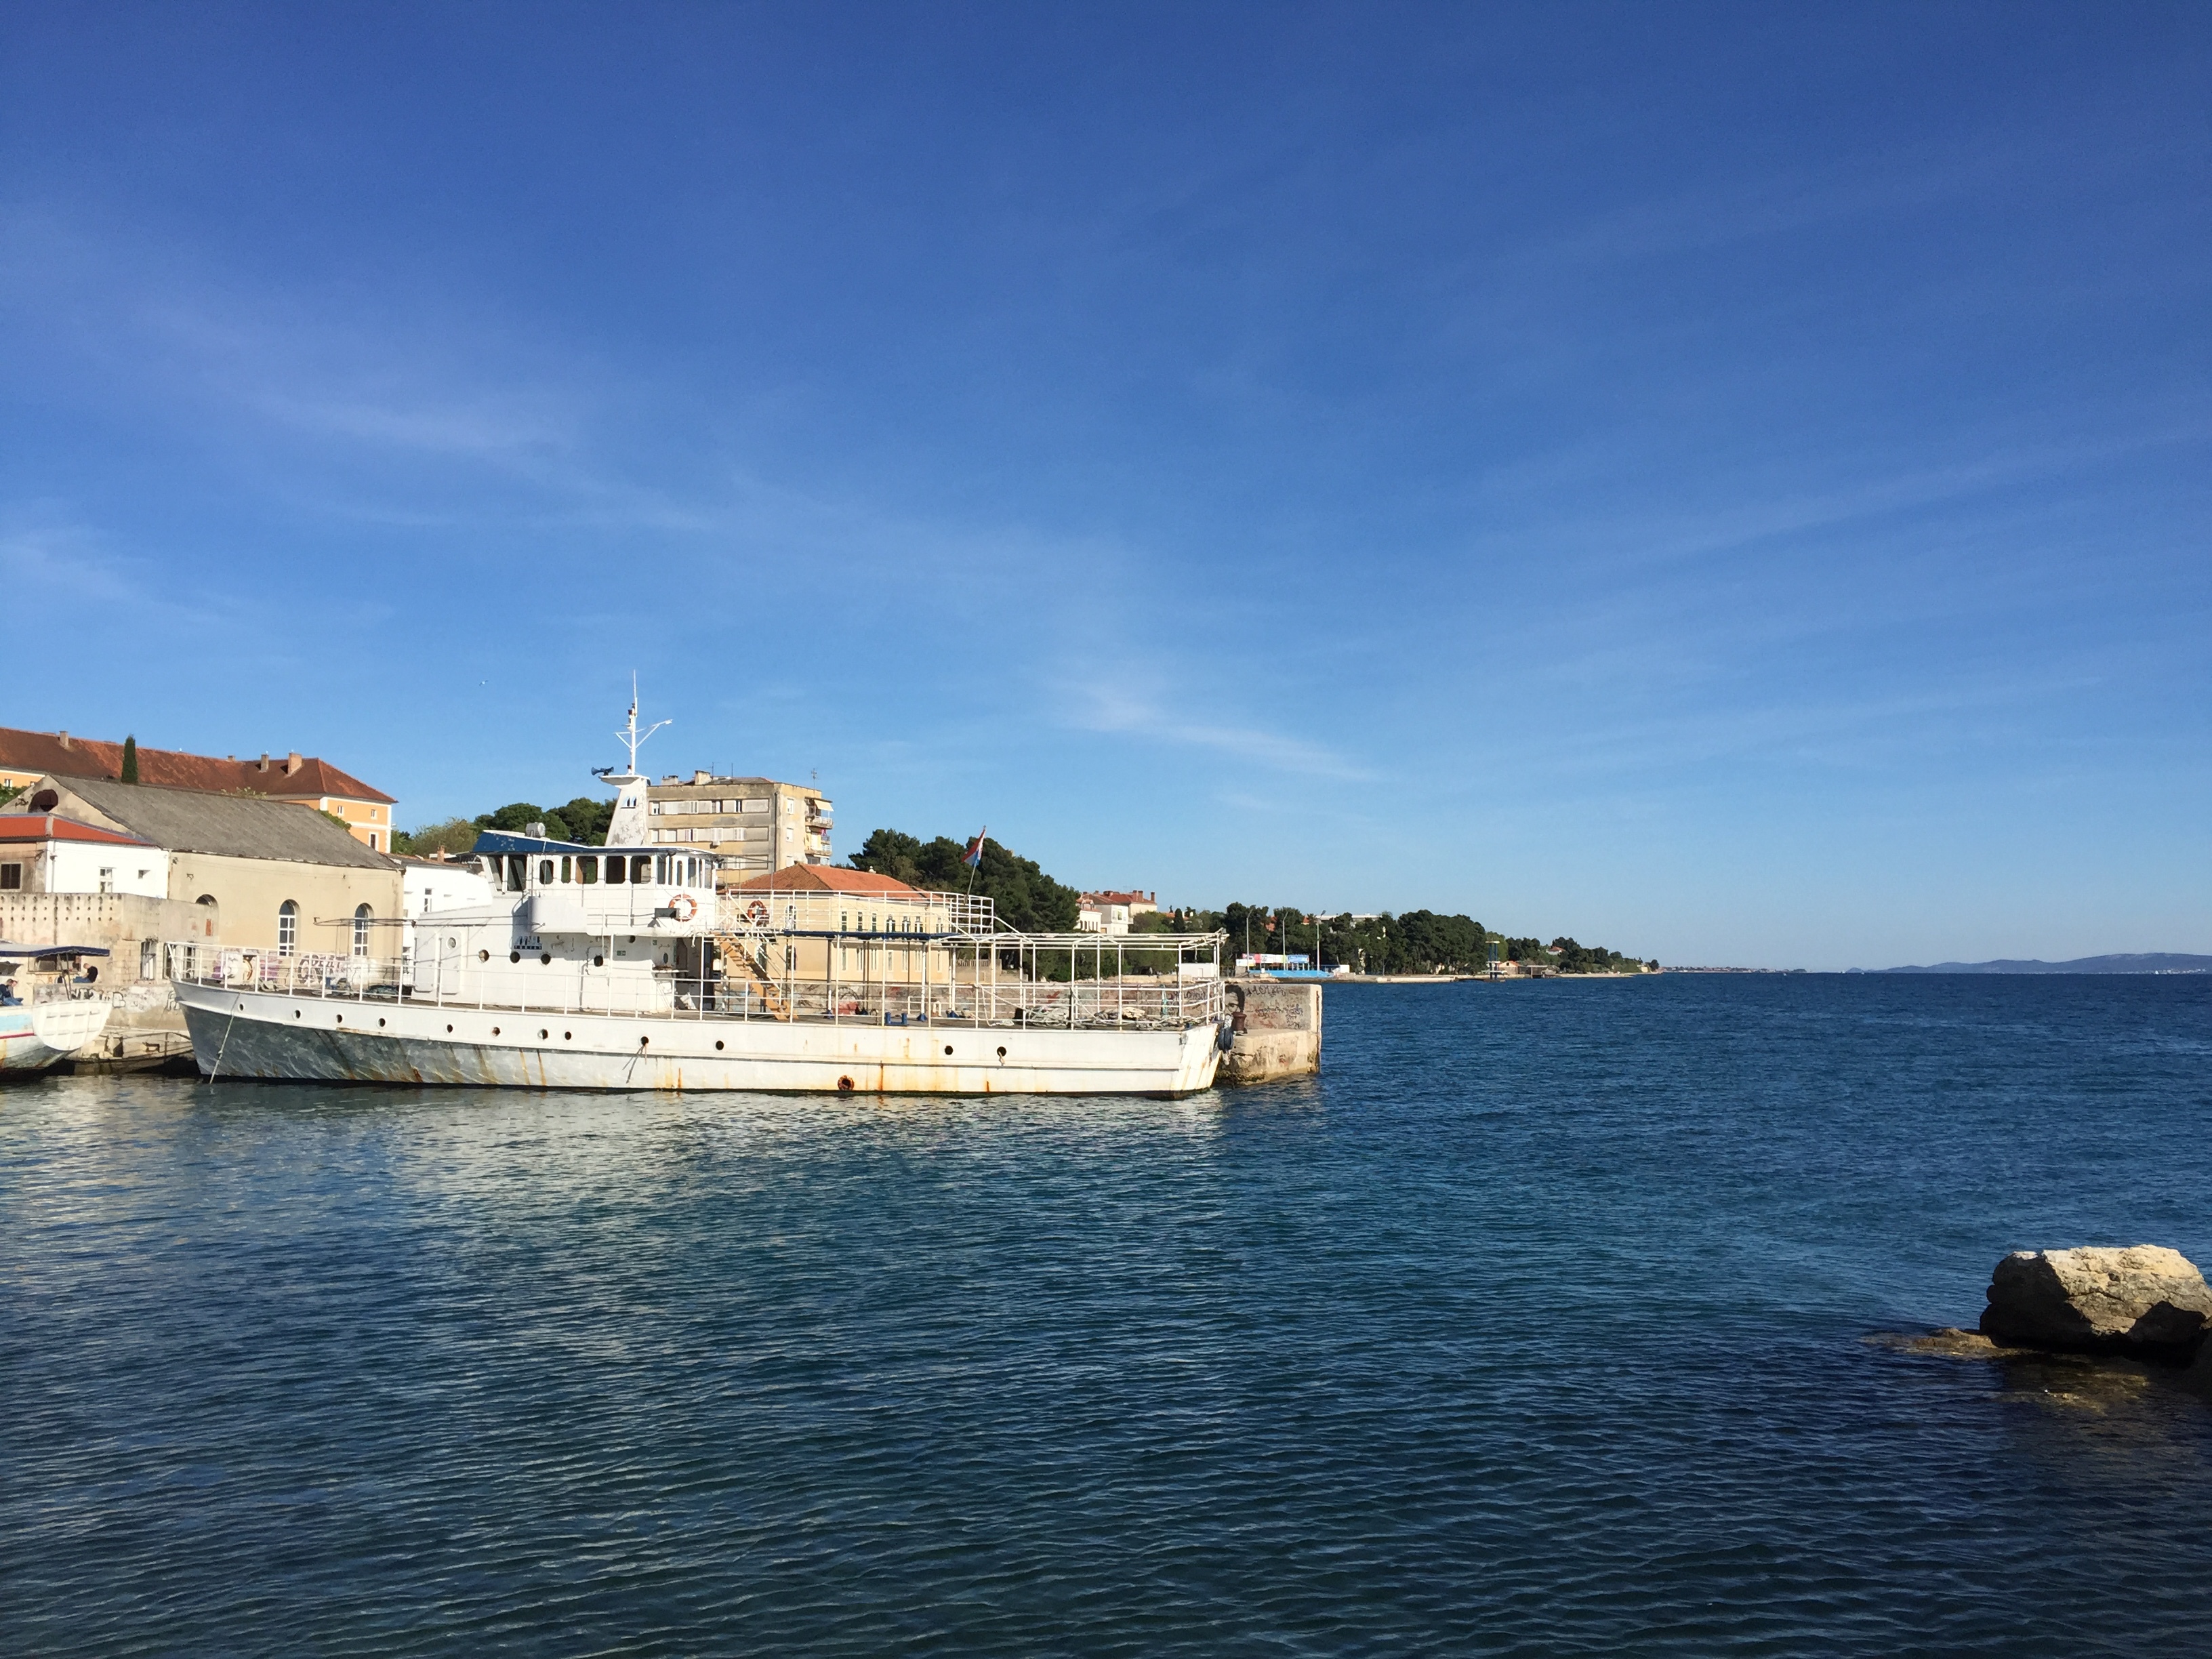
[599,674,670,848]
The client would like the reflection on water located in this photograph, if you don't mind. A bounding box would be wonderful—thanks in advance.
[5,975,2211,1656]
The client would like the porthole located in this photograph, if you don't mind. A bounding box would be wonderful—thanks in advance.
[593,954,605,967]
[563,1031,572,1041]
[510,951,521,964]
[638,1036,649,1048]
[479,949,490,962]
[540,953,552,966]
[944,1045,954,1057]
[997,1046,1007,1059]
[492,1026,501,1036]
[837,1075,855,1092]
[377,1018,386,1027]
[446,1024,453,1033]
[335,1015,343,1025]
[714,1040,724,1050]
[293,1010,301,1019]
[539,1028,548,1040]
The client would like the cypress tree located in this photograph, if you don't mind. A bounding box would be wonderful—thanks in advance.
[121,735,139,784]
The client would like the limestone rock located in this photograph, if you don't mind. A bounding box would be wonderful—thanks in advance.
[1979,1245,2212,1361]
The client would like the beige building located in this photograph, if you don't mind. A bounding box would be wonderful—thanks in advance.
[0,726,398,851]
[724,864,950,990]
[644,771,832,880]
[16,774,402,962]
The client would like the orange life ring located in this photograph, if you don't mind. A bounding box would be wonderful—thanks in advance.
[670,893,698,922]
[745,899,770,927]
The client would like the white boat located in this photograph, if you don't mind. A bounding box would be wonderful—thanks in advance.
[0,943,116,1076]
[169,703,1231,1097]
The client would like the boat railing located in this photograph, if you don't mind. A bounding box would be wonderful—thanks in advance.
[27,980,109,1005]
[162,943,1230,1030]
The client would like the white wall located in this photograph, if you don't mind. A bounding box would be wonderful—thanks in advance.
[404,862,495,917]
[46,840,169,898]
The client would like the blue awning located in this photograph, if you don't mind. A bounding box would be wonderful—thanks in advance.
[470,830,591,855]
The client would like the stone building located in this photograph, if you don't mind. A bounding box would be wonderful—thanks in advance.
[1,775,401,984]
[643,772,832,878]
[0,726,398,851]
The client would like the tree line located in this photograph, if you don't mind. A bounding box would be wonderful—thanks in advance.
[1175,907,1651,975]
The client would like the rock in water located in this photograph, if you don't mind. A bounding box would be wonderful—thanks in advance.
[1980,1246,2212,1361]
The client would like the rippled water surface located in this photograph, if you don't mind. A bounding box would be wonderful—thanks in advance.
[6,975,2212,1654]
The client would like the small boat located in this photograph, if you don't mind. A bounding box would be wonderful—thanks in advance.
[0,943,116,1076]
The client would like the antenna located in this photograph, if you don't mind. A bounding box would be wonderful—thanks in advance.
[617,672,671,777]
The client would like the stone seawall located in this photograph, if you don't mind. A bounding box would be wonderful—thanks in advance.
[1219,979,1322,1084]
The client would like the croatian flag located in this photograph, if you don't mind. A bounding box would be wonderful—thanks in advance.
[964,828,987,867]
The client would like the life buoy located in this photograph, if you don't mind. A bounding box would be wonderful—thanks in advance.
[744,899,770,927]
[670,893,698,922]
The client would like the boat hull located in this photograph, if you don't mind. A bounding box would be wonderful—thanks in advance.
[177,982,1225,1097]
[0,1000,115,1076]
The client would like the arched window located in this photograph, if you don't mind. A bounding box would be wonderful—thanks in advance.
[353,903,372,958]
[278,900,298,956]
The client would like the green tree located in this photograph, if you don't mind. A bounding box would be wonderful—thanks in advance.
[552,795,615,845]
[399,817,480,858]
[851,828,1080,933]
[475,802,547,834]
[121,735,138,783]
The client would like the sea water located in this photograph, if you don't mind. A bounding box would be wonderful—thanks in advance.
[4,975,2209,1654]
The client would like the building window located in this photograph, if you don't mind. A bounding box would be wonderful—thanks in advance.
[0,863,18,890]
[278,900,298,955]
[98,867,116,894]
[142,939,160,980]
[353,903,372,958]
[367,832,378,851]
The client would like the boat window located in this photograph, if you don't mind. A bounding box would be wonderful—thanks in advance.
[579,856,598,884]
[538,859,554,886]
[560,857,572,884]
[506,855,526,893]
[632,856,651,883]
[605,855,624,884]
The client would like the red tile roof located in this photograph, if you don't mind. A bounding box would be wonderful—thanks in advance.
[0,814,152,846]
[0,728,394,804]
[730,864,921,897]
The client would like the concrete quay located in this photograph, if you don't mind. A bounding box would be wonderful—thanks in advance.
[1219,979,1322,1084]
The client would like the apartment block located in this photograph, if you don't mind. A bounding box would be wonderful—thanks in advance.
[644,771,832,879]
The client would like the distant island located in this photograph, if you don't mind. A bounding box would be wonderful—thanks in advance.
[1858,954,2212,975]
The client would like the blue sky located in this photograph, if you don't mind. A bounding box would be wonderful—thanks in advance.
[3,3,2206,968]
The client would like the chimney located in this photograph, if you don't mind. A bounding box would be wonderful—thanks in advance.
[58,731,69,749]
[285,752,302,775]
[258,753,269,771]
[693,770,712,785]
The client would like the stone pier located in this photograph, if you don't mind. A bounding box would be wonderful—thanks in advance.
[1218,979,1322,1084]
